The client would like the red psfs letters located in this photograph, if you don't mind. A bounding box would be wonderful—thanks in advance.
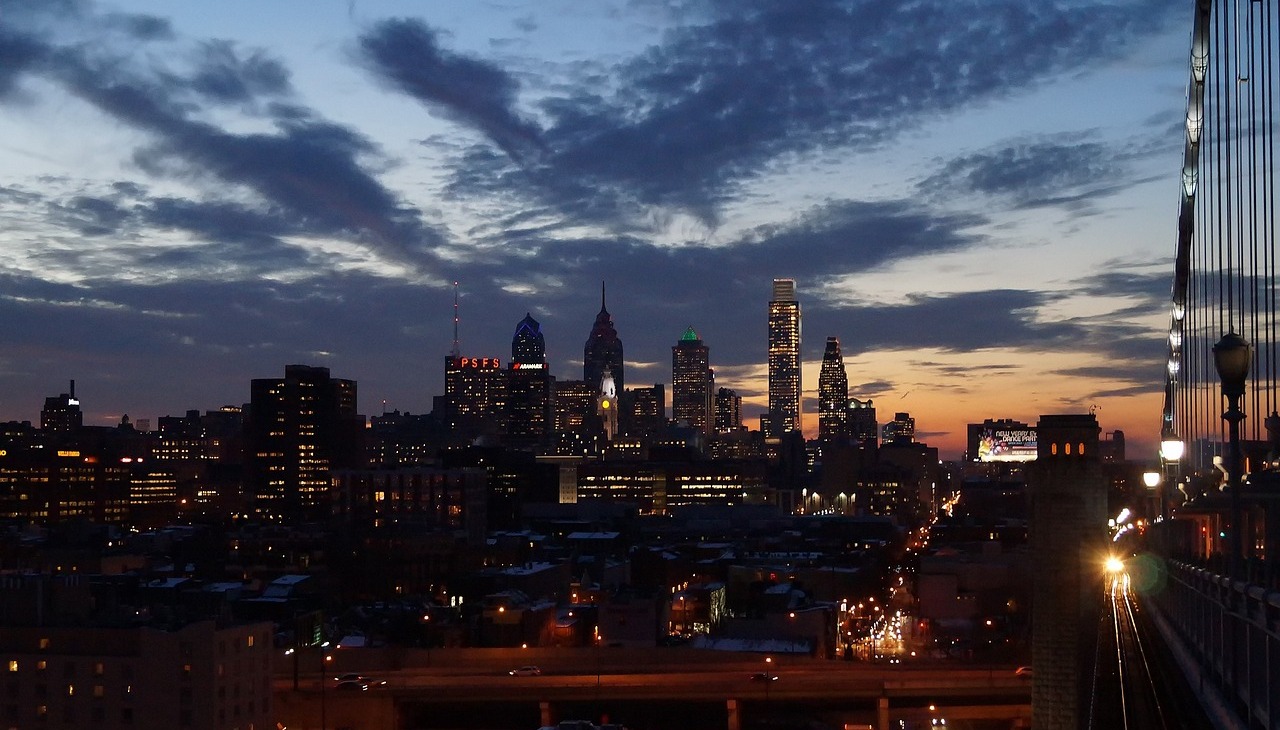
[456,357,500,369]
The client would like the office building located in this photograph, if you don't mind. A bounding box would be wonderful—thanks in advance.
[552,379,597,455]
[331,466,487,539]
[849,398,878,444]
[672,327,713,435]
[766,279,801,437]
[0,452,130,524]
[506,314,552,449]
[817,337,849,442]
[576,459,769,513]
[583,284,624,395]
[41,381,83,434]
[714,387,742,433]
[621,385,666,439]
[0,613,273,730]
[244,365,364,517]
[445,355,507,438]
[882,412,916,444]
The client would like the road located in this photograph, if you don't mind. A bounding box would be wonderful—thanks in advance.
[285,661,1032,700]
[279,661,1029,728]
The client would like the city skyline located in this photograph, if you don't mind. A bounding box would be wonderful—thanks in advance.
[0,1,1187,458]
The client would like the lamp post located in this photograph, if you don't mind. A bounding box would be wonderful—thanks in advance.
[763,656,773,720]
[1159,426,1184,522]
[1143,470,1160,524]
[320,641,331,730]
[595,631,603,725]
[1213,332,1251,581]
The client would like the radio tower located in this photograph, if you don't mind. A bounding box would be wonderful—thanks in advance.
[450,280,461,358]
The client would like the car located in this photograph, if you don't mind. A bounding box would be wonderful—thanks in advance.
[509,665,542,676]
[334,672,364,682]
[749,671,778,681]
[334,680,368,691]
[1015,666,1033,678]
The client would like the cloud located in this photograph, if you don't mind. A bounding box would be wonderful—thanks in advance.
[184,39,291,103]
[359,18,545,161]
[377,0,1180,228]
[919,135,1143,211]
[0,27,49,99]
[849,380,895,398]
[1,4,446,275]
[816,289,1085,356]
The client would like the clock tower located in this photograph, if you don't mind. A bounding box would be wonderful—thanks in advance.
[597,367,619,442]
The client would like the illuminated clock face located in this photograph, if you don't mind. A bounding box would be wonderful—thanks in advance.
[601,400,611,409]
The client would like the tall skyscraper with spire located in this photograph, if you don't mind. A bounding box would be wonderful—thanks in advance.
[672,326,713,435]
[583,282,624,394]
[818,336,849,442]
[444,281,506,437]
[766,279,801,437]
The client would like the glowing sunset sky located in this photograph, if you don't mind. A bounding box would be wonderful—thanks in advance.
[0,1,1188,458]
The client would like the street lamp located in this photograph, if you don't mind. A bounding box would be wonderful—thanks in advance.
[1143,470,1160,523]
[1160,426,1185,463]
[319,641,332,730]
[1213,331,1251,580]
[763,656,774,719]
[1159,424,1184,522]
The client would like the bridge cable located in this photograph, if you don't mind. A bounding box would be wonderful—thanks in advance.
[1266,0,1277,416]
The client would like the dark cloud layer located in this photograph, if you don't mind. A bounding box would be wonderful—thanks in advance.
[919,136,1141,211]
[2,2,445,273]
[360,18,544,161]
[360,0,1177,228]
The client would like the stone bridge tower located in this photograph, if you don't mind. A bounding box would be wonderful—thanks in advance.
[1028,414,1107,729]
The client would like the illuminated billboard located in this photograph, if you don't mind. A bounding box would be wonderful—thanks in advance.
[449,356,501,369]
[977,428,1037,462]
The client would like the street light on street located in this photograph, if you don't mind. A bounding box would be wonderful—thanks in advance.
[763,656,774,720]
[1213,331,1251,580]
[319,641,332,730]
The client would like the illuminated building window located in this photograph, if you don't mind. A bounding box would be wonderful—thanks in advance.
[6,662,14,673]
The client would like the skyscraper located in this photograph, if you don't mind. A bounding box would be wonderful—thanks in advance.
[818,337,849,442]
[245,365,364,517]
[583,283,624,395]
[882,411,916,444]
[506,313,552,448]
[444,280,507,438]
[848,398,878,444]
[714,387,742,433]
[621,384,666,438]
[766,279,801,437]
[445,355,507,438]
[552,379,596,455]
[672,327,713,435]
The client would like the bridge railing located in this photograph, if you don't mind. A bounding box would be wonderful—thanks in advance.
[1149,560,1280,729]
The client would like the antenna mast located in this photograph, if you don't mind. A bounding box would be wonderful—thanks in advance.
[450,281,461,358]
